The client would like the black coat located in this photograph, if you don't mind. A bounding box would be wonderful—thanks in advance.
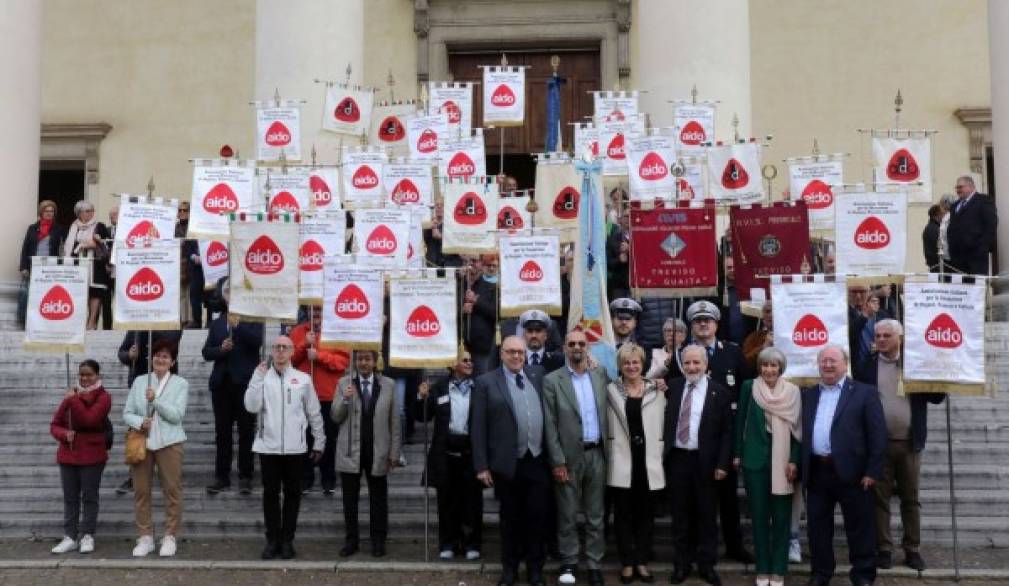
[922,218,941,270]
[470,365,546,480]
[662,377,734,476]
[19,222,67,272]
[665,339,748,404]
[463,277,500,354]
[202,315,264,392]
[414,378,479,487]
[947,193,998,275]
[852,353,945,453]
[117,330,184,386]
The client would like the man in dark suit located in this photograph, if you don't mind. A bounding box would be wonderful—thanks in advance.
[947,175,998,276]
[471,335,548,586]
[802,344,887,586]
[664,344,733,586]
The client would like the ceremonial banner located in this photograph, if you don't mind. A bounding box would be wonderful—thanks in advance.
[788,158,843,231]
[673,102,716,153]
[429,82,474,134]
[264,168,311,215]
[438,129,486,180]
[483,66,525,127]
[599,115,646,176]
[353,208,411,267]
[308,167,341,210]
[407,113,450,162]
[534,159,583,242]
[114,241,181,330]
[298,211,347,303]
[629,202,718,296]
[256,104,301,161]
[341,148,386,209]
[383,160,433,208]
[873,135,932,203]
[676,157,706,200]
[497,194,533,232]
[24,257,89,352]
[189,161,256,238]
[834,191,907,277]
[368,101,415,156]
[321,259,383,350]
[500,234,562,317]
[707,142,763,203]
[626,132,676,200]
[321,83,374,136]
[442,179,499,254]
[729,202,811,301]
[593,91,639,121]
[198,239,229,291]
[229,216,300,322]
[113,196,179,264]
[389,275,458,367]
[407,208,426,268]
[904,278,986,391]
[573,122,600,160]
[770,277,849,380]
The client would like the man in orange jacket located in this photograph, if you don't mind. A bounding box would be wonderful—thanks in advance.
[290,306,351,495]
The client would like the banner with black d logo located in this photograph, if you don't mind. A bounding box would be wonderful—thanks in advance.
[442,178,499,254]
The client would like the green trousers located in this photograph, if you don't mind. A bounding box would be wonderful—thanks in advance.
[743,469,793,575]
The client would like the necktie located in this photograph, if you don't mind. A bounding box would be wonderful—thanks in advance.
[361,379,371,406]
[677,382,696,445]
[515,373,525,389]
[531,353,541,366]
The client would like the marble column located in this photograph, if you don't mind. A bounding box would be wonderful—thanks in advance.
[990,0,1009,296]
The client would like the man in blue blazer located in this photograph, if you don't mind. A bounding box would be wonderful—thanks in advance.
[802,344,886,586]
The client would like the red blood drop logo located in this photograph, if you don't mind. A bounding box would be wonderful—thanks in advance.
[497,205,525,230]
[407,243,415,260]
[721,158,750,189]
[417,128,438,153]
[801,180,834,210]
[377,116,405,142]
[245,235,285,274]
[677,178,695,199]
[490,84,516,107]
[589,141,599,157]
[606,134,625,159]
[269,191,301,214]
[443,100,461,124]
[406,305,441,337]
[352,165,379,190]
[126,220,160,248]
[126,267,165,302]
[679,121,706,146]
[205,241,229,267]
[299,239,325,272]
[886,148,920,182]
[452,192,488,225]
[39,285,74,320]
[264,121,292,146]
[854,216,891,250]
[334,284,370,319]
[792,314,829,347]
[925,313,963,348]
[638,152,668,181]
[447,152,476,178]
[392,179,421,204]
[366,224,398,255]
[310,175,334,207]
[519,260,543,282]
[203,183,239,214]
[552,186,580,220]
[335,97,360,122]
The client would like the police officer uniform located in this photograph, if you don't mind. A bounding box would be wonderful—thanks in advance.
[518,310,566,373]
[610,298,651,373]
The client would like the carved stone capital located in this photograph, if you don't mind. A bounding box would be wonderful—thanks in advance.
[414,0,430,38]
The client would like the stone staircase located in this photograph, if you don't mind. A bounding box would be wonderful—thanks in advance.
[0,327,1008,547]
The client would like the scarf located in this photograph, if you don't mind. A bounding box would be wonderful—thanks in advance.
[38,219,53,241]
[752,376,802,495]
[79,379,104,394]
[63,217,99,258]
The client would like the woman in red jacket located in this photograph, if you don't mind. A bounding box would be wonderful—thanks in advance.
[49,359,112,554]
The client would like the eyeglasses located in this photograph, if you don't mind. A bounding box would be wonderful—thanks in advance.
[272,344,293,351]
[502,349,525,355]
[459,358,473,363]
[566,341,587,348]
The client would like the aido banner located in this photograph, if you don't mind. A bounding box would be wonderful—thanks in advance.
[429,82,474,134]
[265,168,311,215]
[626,132,676,200]
[442,179,499,254]
[24,257,89,352]
[341,148,386,209]
[534,160,583,242]
[438,129,486,180]
[770,277,849,380]
[369,101,415,157]
[189,161,257,238]
[228,216,300,323]
[834,191,907,277]
[499,234,562,317]
[407,113,449,162]
[308,167,341,210]
[298,211,347,303]
[497,194,533,232]
[904,279,986,391]
[353,208,411,267]
[112,196,179,264]
[593,91,639,121]
[629,203,718,296]
[114,241,181,330]
[389,276,458,367]
[321,259,383,350]
[256,104,301,161]
[573,122,600,160]
[673,102,715,153]
[383,161,433,208]
[873,135,932,203]
[482,66,525,127]
[707,142,763,203]
[599,115,645,177]
[198,240,230,291]
[322,84,374,136]
[788,159,842,231]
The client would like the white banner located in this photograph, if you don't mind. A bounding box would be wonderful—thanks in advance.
[873,136,932,203]
[383,161,434,208]
[442,179,499,254]
[788,159,843,231]
[429,82,474,135]
[341,149,386,209]
[114,197,178,265]
[353,208,411,267]
[593,91,639,121]
[369,102,415,157]
[673,103,716,153]
[483,66,525,127]
[771,279,849,379]
[309,167,342,210]
[497,195,533,232]
[321,260,384,350]
[256,105,301,161]
[438,130,486,180]
[198,239,229,291]
[626,133,676,200]
[904,280,985,384]
[229,218,300,322]
[573,122,600,160]
[599,115,645,176]
[834,191,907,276]
[189,163,257,238]
[264,168,311,215]
[322,84,374,136]
[499,234,562,317]
[706,142,763,203]
[299,211,347,303]
[114,242,181,330]
[676,159,706,200]
[389,277,458,367]
[24,258,89,352]
[407,208,426,268]
[533,162,582,242]
[408,113,450,162]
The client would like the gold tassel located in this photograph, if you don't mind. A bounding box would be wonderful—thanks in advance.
[458,340,468,361]
[376,352,385,372]
[495,323,502,346]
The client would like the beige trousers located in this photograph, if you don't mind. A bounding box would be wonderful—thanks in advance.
[133,442,184,537]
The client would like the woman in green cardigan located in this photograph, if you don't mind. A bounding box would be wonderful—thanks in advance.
[733,347,801,586]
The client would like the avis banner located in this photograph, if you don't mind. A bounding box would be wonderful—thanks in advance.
[321,259,383,350]
[228,216,300,323]
[873,135,932,203]
[407,113,449,162]
[729,202,811,301]
[341,148,386,209]
[198,239,229,291]
[834,191,907,277]
[770,277,849,380]
[629,203,718,296]
[389,276,458,367]
[298,211,347,303]
[673,102,716,153]
[24,257,89,352]
[114,241,181,330]
[599,115,646,177]
[593,91,639,121]
[442,179,499,254]
[707,142,763,203]
[429,82,474,134]
[497,194,533,232]
[368,101,415,156]
[308,167,342,210]
[352,208,411,267]
[534,159,584,242]
[483,66,525,127]
[264,168,311,215]
[499,234,562,317]
[322,84,374,136]
[112,196,179,264]
[626,132,676,200]
[189,161,257,238]
[904,279,986,390]
[788,159,843,231]
[256,104,301,161]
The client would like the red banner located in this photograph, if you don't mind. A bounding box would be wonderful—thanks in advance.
[729,202,811,301]
[629,202,718,296]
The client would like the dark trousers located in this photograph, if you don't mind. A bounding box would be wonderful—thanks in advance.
[188,270,207,327]
[807,457,877,584]
[304,401,338,490]
[211,382,255,482]
[612,485,655,566]
[436,451,484,552]
[718,455,745,554]
[341,469,388,545]
[668,449,719,567]
[101,280,113,330]
[494,452,550,575]
[59,463,105,538]
[259,454,303,543]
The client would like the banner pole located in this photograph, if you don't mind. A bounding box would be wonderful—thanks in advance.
[65,352,71,388]
[937,257,961,581]
[422,381,430,563]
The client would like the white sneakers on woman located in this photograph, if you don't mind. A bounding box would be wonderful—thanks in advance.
[78,534,94,553]
[51,537,77,554]
[159,535,177,557]
[132,535,155,557]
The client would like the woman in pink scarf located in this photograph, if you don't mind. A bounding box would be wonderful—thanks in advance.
[63,201,111,330]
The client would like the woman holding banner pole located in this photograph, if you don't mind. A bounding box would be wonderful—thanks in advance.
[18,200,65,327]
[63,200,111,330]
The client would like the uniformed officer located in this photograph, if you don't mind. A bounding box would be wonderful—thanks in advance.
[518,310,566,373]
[609,298,642,349]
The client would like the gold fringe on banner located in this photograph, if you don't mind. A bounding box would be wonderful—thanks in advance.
[389,356,457,368]
[785,376,821,388]
[499,304,564,319]
[22,341,86,354]
[228,313,298,325]
[113,320,182,331]
[845,274,905,288]
[320,340,382,351]
[904,381,986,396]
[633,287,718,300]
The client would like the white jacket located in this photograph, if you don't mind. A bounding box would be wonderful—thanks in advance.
[244,364,324,455]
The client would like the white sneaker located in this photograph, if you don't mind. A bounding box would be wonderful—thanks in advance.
[159,535,177,557]
[439,549,454,560]
[51,537,77,554]
[465,549,481,560]
[788,538,801,563]
[558,568,577,585]
[78,534,94,554]
[132,535,155,557]
[398,454,408,467]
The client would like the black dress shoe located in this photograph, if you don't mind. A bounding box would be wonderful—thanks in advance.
[876,550,893,569]
[697,565,722,586]
[497,567,517,586]
[804,578,830,586]
[279,541,295,559]
[904,550,926,571]
[588,568,605,586]
[371,542,386,557]
[206,479,230,495]
[670,564,691,584]
[339,542,358,557]
[260,541,278,560]
[238,478,253,495]
[116,478,133,495]
[727,546,755,564]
